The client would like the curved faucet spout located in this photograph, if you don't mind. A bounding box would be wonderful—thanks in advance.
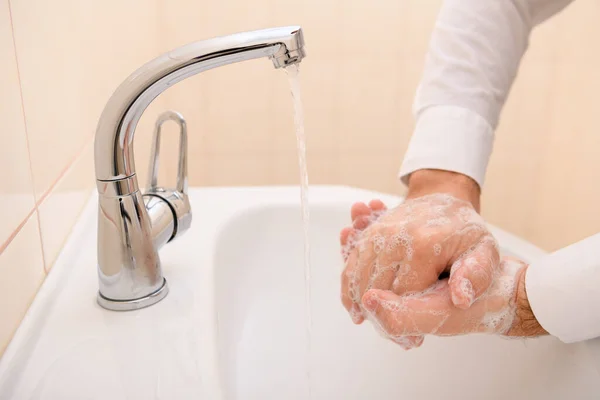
[94,26,305,185]
[94,26,305,311]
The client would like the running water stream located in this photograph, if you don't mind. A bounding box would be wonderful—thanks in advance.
[285,64,312,398]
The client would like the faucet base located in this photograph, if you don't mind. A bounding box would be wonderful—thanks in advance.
[97,278,169,311]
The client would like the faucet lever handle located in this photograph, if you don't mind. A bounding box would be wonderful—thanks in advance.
[145,110,192,241]
[147,110,188,194]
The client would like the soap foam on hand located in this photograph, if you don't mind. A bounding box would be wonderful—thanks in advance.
[340,193,503,349]
[362,257,525,340]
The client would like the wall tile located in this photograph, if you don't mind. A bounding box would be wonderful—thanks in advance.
[306,152,342,185]
[37,142,94,271]
[0,0,35,246]
[483,61,557,242]
[338,152,404,195]
[531,59,600,250]
[0,0,166,357]
[202,153,273,187]
[201,62,279,156]
[10,0,164,200]
[338,0,412,59]
[484,1,600,250]
[0,214,45,355]
[156,0,599,252]
[271,152,304,186]
[298,60,340,152]
[271,151,341,186]
[10,0,96,199]
[551,0,599,62]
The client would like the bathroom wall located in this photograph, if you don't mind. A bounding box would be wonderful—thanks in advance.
[0,0,598,357]
[157,0,600,252]
[0,0,167,356]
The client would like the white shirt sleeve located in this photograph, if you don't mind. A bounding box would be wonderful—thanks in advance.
[399,0,600,344]
[526,234,600,343]
[399,0,573,187]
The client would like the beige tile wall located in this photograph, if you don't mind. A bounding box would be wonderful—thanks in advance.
[0,0,166,356]
[159,0,599,252]
[0,0,598,356]
[483,0,600,250]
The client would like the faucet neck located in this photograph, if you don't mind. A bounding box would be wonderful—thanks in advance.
[94,26,305,190]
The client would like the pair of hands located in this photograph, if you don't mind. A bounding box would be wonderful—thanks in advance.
[339,170,546,349]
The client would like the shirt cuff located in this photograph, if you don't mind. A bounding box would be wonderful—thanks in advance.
[399,106,495,188]
[526,234,600,343]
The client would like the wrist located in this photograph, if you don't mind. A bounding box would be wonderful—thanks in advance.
[506,265,548,338]
[406,169,481,212]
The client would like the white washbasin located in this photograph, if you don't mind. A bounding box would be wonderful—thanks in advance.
[0,186,598,399]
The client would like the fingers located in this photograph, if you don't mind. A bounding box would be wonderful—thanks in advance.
[350,200,387,230]
[391,261,439,296]
[340,199,389,323]
[391,335,425,351]
[362,283,453,337]
[388,243,441,295]
[340,230,356,263]
[449,235,500,309]
[368,199,386,212]
[350,202,370,221]
[340,227,353,247]
[351,200,386,219]
[341,249,364,324]
[351,202,371,229]
[342,200,387,246]
[367,305,424,350]
[364,289,425,351]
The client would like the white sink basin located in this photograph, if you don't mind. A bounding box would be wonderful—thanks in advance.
[0,186,598,399]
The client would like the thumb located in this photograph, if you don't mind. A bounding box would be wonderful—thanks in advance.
[449,235,500,309]
[362,282,452,338]
[362,290,423,349]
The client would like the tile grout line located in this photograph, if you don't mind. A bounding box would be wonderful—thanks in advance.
[33,137,93,212]
[0,208,37,256]
[5,0,47,271]
[7,0,36,200]
[40,139,95,273]
[0,136,93,259]
[37,208,49,274]
[5,0,96,265]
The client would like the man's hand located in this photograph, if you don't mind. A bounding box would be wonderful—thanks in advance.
[361,257,548,341]
[340,169,500,349]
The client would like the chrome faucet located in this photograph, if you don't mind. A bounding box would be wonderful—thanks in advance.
[94,26,306,311]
